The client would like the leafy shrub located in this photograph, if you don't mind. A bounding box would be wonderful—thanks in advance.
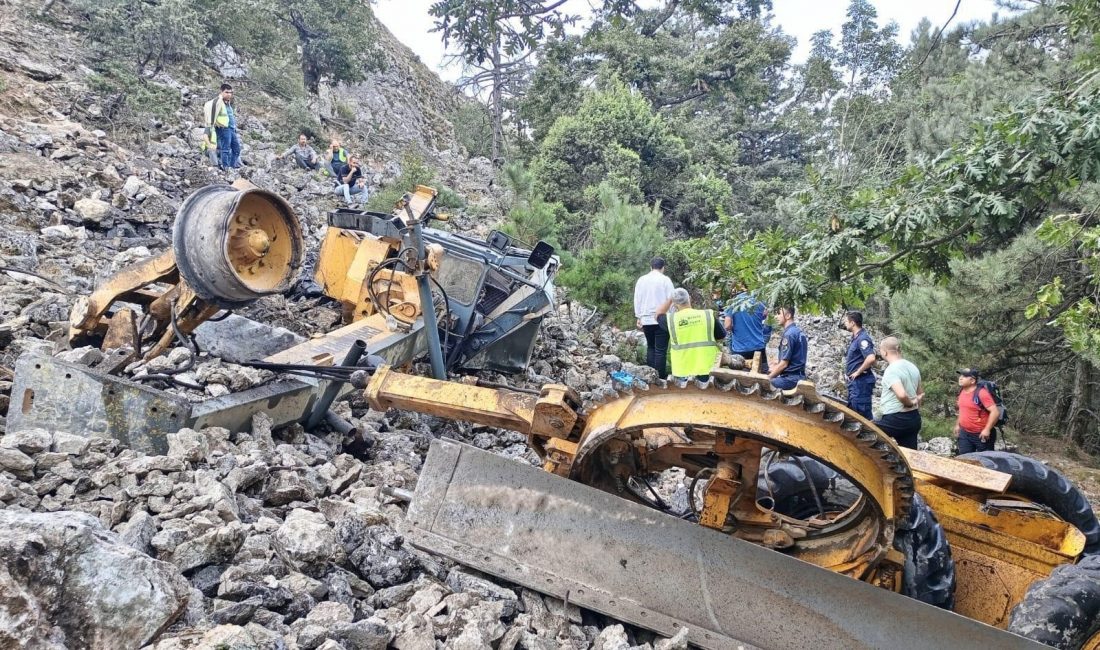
[366,156,465,212]
[87,64,181,126]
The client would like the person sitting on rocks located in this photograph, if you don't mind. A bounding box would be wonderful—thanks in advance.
[277,134,321,171]
[327,138,349,177]
[199,127,218,166]
[334,155,368,206]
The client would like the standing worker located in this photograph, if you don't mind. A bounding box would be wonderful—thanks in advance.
[873,337,924,449]
[954,368,1000,454]
[634,257,675,377]
[655,288,725,381]
[723,280,770,373]
[842,311,877,420]
[204,83,241,170]
[766,306,807,390]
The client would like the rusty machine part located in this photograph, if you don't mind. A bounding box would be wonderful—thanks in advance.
[68,180,304,363]
[364,365,1094,645]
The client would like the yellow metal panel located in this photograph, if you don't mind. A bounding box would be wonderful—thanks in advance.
[902,448,1013,493]
[916,482,1081,628]
[343,237,395,307]
[314,227,360,300]
[918,482,1086,557]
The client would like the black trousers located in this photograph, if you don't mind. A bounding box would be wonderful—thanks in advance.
[957,429,995,454]
[874,410,922,449]
[642,324,669,378]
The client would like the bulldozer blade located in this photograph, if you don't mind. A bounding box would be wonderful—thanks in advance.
[405,439,1044,650]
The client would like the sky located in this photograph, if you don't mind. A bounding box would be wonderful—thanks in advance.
[374,0,1007,83]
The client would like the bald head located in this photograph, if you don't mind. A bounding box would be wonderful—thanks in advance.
[881,336,902,358]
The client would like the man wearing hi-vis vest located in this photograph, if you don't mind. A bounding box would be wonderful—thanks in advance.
[655,288,726,380]
[203,83,241,170]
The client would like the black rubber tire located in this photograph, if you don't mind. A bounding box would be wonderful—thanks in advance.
[761,458,955,609]
[1007,554,1100,649]
[894,491,956,609]
[958,451,1100,554]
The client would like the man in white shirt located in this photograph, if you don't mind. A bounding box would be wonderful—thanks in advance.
[634,257,675,377]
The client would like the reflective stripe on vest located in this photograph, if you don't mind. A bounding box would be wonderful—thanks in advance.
[668,308,719,377]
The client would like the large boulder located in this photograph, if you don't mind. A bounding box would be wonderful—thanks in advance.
[0,510,190,650]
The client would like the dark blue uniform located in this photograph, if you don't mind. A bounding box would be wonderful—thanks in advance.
[845,329,876,419]
[772,323,807,390]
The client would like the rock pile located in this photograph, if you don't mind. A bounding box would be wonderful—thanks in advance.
[0,310,693,650]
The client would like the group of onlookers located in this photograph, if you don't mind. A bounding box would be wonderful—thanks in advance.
[202,83,369,206]
[633,259,1002,454]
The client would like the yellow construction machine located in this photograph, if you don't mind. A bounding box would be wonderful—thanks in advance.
[17,184,1100,649]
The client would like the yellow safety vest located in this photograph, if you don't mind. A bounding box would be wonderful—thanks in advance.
[668,308,720,377]
[204,97,230,128]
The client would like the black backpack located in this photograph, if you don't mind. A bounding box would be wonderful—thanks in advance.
[974,380,1009,427]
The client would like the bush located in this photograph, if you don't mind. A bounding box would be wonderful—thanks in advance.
[87,64,181,127]
[558,185,666,326]
[366,156,465,212]
[500,163,565,247]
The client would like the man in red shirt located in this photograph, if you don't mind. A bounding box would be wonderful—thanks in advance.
[954,367,1000,454]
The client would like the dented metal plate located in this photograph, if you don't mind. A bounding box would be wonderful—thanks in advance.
[405,439,1043,650]
[7,353,191,455]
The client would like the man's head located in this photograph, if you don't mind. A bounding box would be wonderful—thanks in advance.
[843,311,863,332]
[349,155,359,167]
[957,367,979,388]
[731,279,747,294]
[297,134,308,146]
[881,336,902,360]
[331,138,341,150]
[220,83,233,102]
[651,257,666,272]
[670,288,691,310]
[776,305,796,327]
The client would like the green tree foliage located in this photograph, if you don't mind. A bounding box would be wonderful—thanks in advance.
[430,0,578,162]
[210,0,383,94]
[558,185,666,325]
[530,79,691,240]
[500,163,564,247]
[77,0,205,77]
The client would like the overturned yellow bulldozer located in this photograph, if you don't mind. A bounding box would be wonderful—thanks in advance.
[24,183,1100,649]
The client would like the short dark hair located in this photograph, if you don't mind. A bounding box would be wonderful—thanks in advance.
[846,311,863,327]
[778,305,796,318]
[651,257,666,270]
[220,83,233,91]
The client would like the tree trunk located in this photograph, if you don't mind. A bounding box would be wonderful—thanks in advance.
[490,40,504,165]
[1065,359,1096,452]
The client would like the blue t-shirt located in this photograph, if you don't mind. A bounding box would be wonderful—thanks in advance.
[778,323,807,376]
[845,329,876,383]
[724,292,770,354]
[226,104,237,130]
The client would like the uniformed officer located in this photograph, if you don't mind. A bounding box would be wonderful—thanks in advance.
[656,288,726,380]
[842,311,877,420]
[766,305,807,390]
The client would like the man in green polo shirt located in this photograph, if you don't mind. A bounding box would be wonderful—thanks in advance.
[872,336,924,449]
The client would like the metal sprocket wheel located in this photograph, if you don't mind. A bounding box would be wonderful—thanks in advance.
[565,374,915,578]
